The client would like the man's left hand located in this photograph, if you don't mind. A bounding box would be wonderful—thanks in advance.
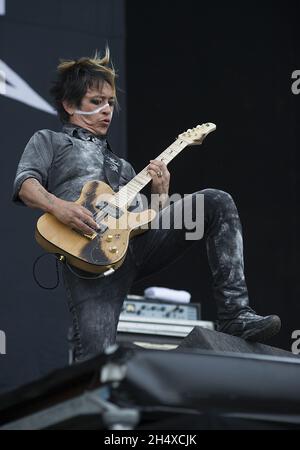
[147,159,170,196]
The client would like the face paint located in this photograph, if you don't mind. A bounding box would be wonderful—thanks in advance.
[74,103,113,116]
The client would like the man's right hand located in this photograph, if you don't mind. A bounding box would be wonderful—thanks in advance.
[51,198,99,236]
[19,179,99,236]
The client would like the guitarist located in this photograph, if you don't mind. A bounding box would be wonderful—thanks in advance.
[12,49,281,362]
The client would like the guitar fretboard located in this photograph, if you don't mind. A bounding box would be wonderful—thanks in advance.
[115,138,188,207]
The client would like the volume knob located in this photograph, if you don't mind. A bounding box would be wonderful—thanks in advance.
[109,246,119,254]
[106,235,114,243]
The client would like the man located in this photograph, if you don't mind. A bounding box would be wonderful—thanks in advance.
[13,49,281,362]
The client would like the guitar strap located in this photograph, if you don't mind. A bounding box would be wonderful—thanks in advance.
[69,126,122,192]
[103,142,123,192]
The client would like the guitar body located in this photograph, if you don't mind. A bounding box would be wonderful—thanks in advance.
[35,123,216,274]
[35,180,156,274]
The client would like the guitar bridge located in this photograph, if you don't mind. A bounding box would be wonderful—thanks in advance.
[83,232,98,241]
[73,228,98,241]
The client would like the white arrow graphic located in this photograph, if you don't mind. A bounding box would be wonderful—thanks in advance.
[0,0,5,15]
[0,59,56,115]
[0,330,6,355]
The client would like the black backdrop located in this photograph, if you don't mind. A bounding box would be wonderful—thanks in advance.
[0,0,300,394]
[0,0,126,393]
[127,0,300,351]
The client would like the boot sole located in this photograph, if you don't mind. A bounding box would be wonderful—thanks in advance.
[241,316,281,343]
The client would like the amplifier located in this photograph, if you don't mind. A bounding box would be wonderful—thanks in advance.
[117,317,214,350]
[118,296,214,350]
[120,295,201,321]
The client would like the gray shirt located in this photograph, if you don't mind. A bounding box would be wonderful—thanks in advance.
[12,124,143,211]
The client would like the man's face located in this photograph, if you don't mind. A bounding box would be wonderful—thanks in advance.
[69,81,115,136]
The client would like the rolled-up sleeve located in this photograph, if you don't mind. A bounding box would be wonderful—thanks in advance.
[12,130,54,205]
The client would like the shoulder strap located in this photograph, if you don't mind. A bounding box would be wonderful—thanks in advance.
[103,142,123,192]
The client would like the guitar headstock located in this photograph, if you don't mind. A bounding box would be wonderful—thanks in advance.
[178,123,216,145]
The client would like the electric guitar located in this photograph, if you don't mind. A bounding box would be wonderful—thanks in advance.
[35,123,216,274]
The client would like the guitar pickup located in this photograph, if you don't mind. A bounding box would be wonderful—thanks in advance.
[97,223,109,234]
[96,201,123,219]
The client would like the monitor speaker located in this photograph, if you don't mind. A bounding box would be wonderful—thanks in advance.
[176,326,299,358]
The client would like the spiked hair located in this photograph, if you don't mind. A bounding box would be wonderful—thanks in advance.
[50,47,118,122]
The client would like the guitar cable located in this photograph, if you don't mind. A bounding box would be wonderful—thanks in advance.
[64,262,115,280]
[33,253,115,289]
[33,253,61,290]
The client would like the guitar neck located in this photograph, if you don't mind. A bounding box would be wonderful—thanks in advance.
[115,138,188,207]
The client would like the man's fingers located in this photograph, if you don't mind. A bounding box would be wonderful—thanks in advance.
[73,218,97,236]
[81,213,99,230]
[150,159,165,168]
[149,160,168,171]
[148,162,164,172]
[148,162,169,178]
[80,206,94,217]
[147,168,163,181]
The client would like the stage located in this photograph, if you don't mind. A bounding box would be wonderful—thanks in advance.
[0,328,299,430]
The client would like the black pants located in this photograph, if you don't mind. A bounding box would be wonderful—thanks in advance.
[62,189,249,362]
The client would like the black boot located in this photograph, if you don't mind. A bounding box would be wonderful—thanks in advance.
[217,307,281,342]
[203,190,281,343]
